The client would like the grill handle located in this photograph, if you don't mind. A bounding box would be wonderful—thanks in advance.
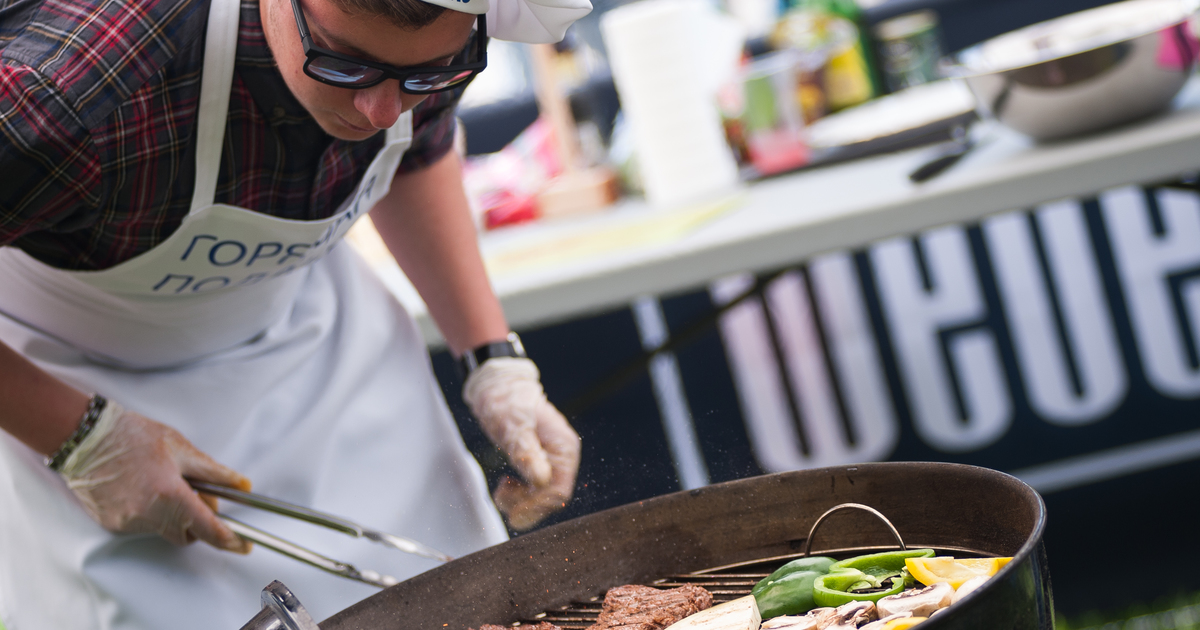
[802,503,907,558]
[238,581,319,630]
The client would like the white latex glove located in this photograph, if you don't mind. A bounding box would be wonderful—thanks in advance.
[58,400,252,553]
[463,357,581,530]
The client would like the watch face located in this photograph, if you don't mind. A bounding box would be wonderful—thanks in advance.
[505,332,527,358]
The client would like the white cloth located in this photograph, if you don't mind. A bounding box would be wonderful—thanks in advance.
[485,0,593,44]
[0,0,507,626]
[418,0,591,44]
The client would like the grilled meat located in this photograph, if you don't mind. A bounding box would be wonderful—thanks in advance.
[588,584,714,630]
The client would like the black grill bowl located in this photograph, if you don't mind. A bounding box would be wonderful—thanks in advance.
[321,462,1053,630]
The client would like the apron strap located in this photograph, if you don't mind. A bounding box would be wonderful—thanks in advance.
[387,111,414,145]
[189,0,242,215]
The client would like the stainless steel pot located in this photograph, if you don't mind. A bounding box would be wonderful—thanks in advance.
[317,462,1053,630]
[946,0,1199,141]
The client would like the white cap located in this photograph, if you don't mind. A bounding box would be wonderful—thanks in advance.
[421,0,592,43]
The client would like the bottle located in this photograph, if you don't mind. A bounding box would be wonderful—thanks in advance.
[873,10,944,93]
[796,0,879,109]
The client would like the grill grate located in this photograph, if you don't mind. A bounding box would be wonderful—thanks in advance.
[520,574,766,629]
[517,563,781,629]
[514,545,986,629]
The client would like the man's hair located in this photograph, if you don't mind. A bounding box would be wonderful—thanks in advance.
[328,0,447,30]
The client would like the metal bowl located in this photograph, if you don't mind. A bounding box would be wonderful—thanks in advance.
[319,462,1052,630]
[945,0,1200,141]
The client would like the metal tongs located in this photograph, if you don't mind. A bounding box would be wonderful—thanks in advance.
[189,480,452,588]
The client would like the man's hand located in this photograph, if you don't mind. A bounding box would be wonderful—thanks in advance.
[371,151,579,529]
[58,400,252,552]
[463,357,581,530]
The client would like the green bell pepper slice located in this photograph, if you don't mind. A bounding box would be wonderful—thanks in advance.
[829,549,935,581]
[812,549,936,608]
[752,556,836,619]
[814,568,906,607]
[753,557,837,596]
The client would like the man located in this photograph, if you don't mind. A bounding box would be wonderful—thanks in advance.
[0,0,588,624]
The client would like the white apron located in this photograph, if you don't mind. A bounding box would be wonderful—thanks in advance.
[0,0,507,626]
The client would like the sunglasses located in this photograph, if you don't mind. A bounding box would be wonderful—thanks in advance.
[289,0,488,92]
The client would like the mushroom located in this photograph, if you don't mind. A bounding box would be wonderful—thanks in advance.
[761,608,837,630]
[761,615,819,630]
[858,612,913,630]
[876,583,954,618]
[951,576,991,604]
[822,601,876,629]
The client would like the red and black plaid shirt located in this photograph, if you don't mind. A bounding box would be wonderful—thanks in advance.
[0,0,463,270]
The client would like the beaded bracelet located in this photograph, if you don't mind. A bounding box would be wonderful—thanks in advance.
[45,394,108,472]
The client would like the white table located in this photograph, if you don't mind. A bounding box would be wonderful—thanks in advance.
[365,80,1200,345]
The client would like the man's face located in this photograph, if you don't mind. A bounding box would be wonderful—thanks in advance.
[262,0,477,140]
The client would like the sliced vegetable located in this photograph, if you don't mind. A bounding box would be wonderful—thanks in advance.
[759,608,837,630]
[663,594,760,630]
[860,612,912,630]
[875,583,953,617]
[883,617,927,630]
[951,575,991,603]
[812,549,936,608]
[830,549,937,583]
[905,557,1011,589]
[752,557,836,618]
[814,568,906,607]
[827,601,876,629]
[753,557,837,596]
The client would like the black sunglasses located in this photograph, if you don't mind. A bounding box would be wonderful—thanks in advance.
[289,0,488,92]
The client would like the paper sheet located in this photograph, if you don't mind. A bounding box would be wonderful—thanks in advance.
[483,195,743,277]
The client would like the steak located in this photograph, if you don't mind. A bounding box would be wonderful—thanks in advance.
[588,584,714,630]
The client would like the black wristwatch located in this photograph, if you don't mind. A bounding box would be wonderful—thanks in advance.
[458,332,526,377]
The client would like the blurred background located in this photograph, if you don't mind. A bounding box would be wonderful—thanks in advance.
[350,1,1200,628]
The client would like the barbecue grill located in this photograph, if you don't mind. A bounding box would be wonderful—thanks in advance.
[247,462,1053,630]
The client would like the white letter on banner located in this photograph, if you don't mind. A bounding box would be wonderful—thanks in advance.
[984,203,1127,424]
[764,258,897,466]
[810,254,898,462]
[713,274,804,473]
[712,253,897,471]
[872,227,1011,452]
[631,297,709,490]
[1103,186,1200,398]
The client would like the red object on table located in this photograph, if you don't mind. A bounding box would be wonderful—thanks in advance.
[482,189,540,229]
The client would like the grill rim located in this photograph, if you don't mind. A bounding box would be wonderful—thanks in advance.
[321,463,1050,630]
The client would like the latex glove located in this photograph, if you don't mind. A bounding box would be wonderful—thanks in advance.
[463,357,580,530]
[58,400,252,553]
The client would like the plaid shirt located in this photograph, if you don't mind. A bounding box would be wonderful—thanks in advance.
[0,0,463,270]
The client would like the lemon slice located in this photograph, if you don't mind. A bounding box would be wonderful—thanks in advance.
[884,617,928,630]
[905,557,1012,589]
